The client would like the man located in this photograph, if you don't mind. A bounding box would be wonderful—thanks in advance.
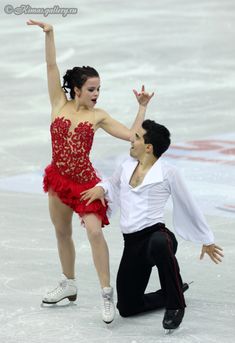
[80,119,223,331]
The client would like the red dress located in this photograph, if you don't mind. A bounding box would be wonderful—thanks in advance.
[43,116,109,227]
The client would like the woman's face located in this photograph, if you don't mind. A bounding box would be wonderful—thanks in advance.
[75,77,100,108]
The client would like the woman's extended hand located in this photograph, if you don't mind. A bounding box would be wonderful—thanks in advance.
[26,19,53,32]
[133,85,154,107]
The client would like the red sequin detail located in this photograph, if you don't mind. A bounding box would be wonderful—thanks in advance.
[43,117,109,227]
[50,117,97,183]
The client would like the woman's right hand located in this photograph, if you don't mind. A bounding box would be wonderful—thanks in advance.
[26,19,53,32]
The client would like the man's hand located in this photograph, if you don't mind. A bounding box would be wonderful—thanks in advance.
[200,244,224,264]
[80,186,106,206]
[133,85,154,107]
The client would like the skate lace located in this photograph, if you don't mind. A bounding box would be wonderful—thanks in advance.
[47,280,67,296]
[103,294,112,314]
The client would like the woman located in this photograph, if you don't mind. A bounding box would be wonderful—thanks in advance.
[27,19,154,323]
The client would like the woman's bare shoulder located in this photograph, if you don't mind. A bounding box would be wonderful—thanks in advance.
[94,108,110,122]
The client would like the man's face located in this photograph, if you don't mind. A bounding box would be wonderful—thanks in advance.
[130,127,148,159]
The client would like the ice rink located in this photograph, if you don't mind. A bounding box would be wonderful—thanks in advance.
[0,0,235,342]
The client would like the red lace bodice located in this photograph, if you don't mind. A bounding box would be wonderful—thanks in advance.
[50,116,99,183]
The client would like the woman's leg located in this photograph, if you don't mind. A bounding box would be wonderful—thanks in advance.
[82,213,115,323]
[82,213,110,288]
[48,191,75,279]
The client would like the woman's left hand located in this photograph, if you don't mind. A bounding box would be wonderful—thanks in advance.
[133,85,154,107]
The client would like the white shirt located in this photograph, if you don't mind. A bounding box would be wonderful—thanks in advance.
[99,157,214,245]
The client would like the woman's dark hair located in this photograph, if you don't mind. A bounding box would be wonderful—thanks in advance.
[62,66,99,99]
[142,119,171,158]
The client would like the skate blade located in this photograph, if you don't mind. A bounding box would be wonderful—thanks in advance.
[164,325,181,335]
[103,319,114,325]
[164,327,179,335]
[40,301,77,308]
[41,295,77,307]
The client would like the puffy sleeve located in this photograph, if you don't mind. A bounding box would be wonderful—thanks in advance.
[169,168,214,245]
[97,164,122,218]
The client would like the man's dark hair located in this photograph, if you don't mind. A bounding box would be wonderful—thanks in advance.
[142,120,171,158]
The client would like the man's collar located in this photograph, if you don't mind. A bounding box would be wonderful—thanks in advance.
[123,157,163,188]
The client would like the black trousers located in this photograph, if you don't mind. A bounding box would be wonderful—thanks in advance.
[116,223,186,317]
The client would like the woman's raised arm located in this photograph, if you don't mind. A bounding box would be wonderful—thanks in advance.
[27,19,67,111]
[98,85,154,141]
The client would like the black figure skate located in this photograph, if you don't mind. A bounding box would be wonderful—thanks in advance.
[163,308,185,334]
